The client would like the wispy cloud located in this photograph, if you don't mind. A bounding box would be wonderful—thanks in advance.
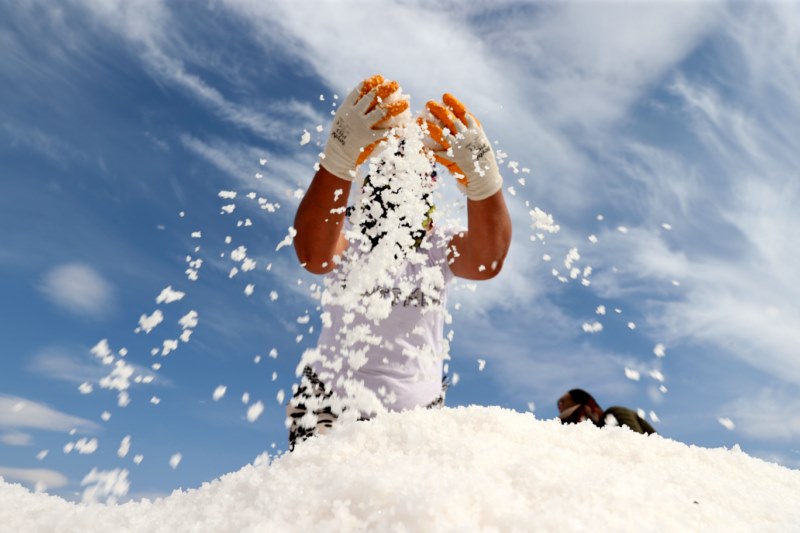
[0,394,97,433]
[38,262,115,318]
[722,388,800,441]
[0,431,33,446]
[0,466,68,490]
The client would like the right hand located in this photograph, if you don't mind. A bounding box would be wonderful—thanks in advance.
[321,75,410,181]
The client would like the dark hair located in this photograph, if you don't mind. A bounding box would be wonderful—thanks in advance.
[568,389,599,408]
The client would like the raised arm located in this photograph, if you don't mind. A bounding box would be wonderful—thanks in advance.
[293,166,352,274]
[293,75,410,274]
[422,94,512,280]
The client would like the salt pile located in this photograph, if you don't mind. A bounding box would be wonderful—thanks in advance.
[2,406,799,531]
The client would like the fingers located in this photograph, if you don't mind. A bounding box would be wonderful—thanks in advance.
[425,100,458,136]
[432,153,468,186]
[365,80,400,113]
[417,117,450,150]
[358,74,384,100]
[355,138,386,165]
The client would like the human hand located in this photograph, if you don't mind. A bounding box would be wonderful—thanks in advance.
[321,75,410,181]
[421,93,502,201]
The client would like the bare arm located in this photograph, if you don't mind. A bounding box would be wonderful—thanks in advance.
[293,165,351,275]
[448,189,512,281]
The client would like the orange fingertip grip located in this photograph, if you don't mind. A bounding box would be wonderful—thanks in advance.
[418,118,450,150]
[367,80,400,112]
[372,99,408,128]
[356,138,385,165]
[426,100,457,135]
[443,92,480,127]
[358,74,384,101]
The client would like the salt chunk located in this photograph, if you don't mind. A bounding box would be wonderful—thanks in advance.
[241,392,250,404]
[276,390,285,404]
[169,453,182,469]
[596,305,606,315]
[244,284,255,296]
[218,190,237,199]
[212,385,227,401]
[78,382,93,395]
[654,343,666,357]
[627,322,636,330]
[101,411,111,421]
[221,204,236,214]
[133,455,143,465]
[191,231,202,239]
[582,322,603,333]
[624,368,640,381]
[718,417,735,430]
[300,130,311,145]
[118,436,131,458]
[156,286,185,304]
[36,450,48,461]
[477,359,486,371]
[247,401,264,422]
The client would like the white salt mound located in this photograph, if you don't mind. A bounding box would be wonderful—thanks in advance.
[1,406,798,531]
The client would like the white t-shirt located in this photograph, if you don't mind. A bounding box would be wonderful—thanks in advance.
[309,227,458,413]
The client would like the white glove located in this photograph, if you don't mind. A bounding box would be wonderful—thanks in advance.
[423,96,503,201]
[321,77,410,181]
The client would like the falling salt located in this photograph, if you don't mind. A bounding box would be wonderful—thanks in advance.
[627,322,636,330]
[718,417,736,430]
[212,385,227,401]
[582,322,603,333]
[478,359,486,371]
[244,284,255,296]
[246,401,264,422]
[624,368,641,381]
[169,453,182,469]
[596,305,606,315]
[654,344,666,358]
[300,130,311,145]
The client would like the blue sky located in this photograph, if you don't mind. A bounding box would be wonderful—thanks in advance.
[2,0,799,500]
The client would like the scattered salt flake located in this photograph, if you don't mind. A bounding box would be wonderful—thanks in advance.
[654,343,666,358]
[156,286,186,304]
[718,417,736,430]
[617,226,629,234]
[624,368,641,381]
[671,280,681,286]
[221,204,236,214]
[275,226,298,251]
[150,396,160,405]
[161,339,179,356]
[615,308,622,314]
[276,389,285,404]
[101,411,111,421]
[241,258,256,272]
[254,355,261,364]
[297,314,310,324]
[229,267,239,279]
[255,173,263,179]
[269,348,278,359]
[75,438,98,455]
[542,254,552,262]
[218,190,237,199]
[179,211,185,217]
[649,370,664,382]
[527,402,535,414]
[136,310,164,334]
[244,284,255,296]
[191,231,202,239]
[582,321,603,333]
[451,373,460,386]
[659,385,668,393]
[81,468,130,505]
[259,158,267,166]
[78,382,93,394]
[649,411,660,423]
[151,363,161,370]
[244,218,252,227]
[529,208,560,239]
[212,386,227,401]
[179,310,198,330]
[242,392,250,404]
[118,436,131,458]
[269,291,279,301]
[169,453,182,469]
[271,372,277,381]
[627,322,636,330]
[597,214,604,221]
[588,234,598,243]
[133,455,143,465]
[662,223,672,230]
[117,391,130,407]
[247,401,264,422]
[596,305,606,315]
[231,246,247,262]
[180,329,192,343]
[477,359,486,371]
[36,450,48,461]
[300,130,311,145]
[506,186,516,196]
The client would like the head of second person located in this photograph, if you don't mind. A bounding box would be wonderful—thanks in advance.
[557,389,604,426]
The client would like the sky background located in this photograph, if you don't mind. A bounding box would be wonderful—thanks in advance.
[2,0,799,500]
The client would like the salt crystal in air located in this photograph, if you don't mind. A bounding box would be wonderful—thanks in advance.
[36,450,48,460]
[156,286,185,304]
[276,390,285,404]
[242,392,250,404]
[150,396,160,405]
[662,223,672,230]
[221,204,236,214]
[596,305,606,315]
[617,226,629,234]
[212,385,227,401]
[269,291,279,301]
[169,453,182,469]
[118,436,131,458]
[133,455,143,465]
[179,310,198,329]
[300,130,311,145]
[101,411,111,421]
[649,370,664,382]
[718,417,735,430]
[244,284,255,296]
[588,235,598,244]
[218,191,237,199]
[649,411,660,423]
[191,231,202,239]
[254,355,261,364]
[654,343,666,358]
[275,227,298,251]
[627,322,636,330]
[259,158,267,166]
[247,401,264,422]
[477,359,486,371]
[582,322,603,333]
[136,310,164,334]
[269,348,278,358]
[624,368,640,381]
[78,382,93,394]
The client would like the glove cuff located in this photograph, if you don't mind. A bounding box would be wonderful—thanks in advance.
[321,137,357,182]
[465,165,503,201]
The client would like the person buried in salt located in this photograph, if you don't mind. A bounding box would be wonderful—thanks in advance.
[287,75,512,449]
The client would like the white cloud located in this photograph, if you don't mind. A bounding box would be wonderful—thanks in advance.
[39,263,114,318]
[722,388,800,441]
[0,466,68,490]
[0,394,97,433]
[0,431,33,446]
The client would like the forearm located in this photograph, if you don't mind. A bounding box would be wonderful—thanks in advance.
[469,190,511,266]
[293,165,352,274]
